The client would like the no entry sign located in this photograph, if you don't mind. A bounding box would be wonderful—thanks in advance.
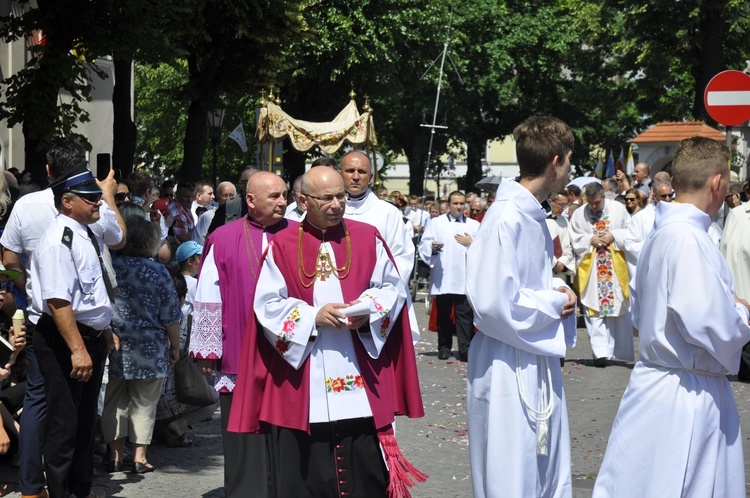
[704,70,750,126]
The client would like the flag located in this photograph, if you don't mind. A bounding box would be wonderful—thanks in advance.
[625,146,634,175]
[594,152,604,179]
[616,147,624,172]
[228,123,248,153]
[604,150,615,178]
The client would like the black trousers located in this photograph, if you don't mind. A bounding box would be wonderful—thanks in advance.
[34,314,105,498]
[220,392,276,498]
[436,294,474,359]
[274,418,388,498]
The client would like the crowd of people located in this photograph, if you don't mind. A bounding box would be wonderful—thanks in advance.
[0,118,744,498]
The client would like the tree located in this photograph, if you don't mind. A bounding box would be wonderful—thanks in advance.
[169,0,307,181]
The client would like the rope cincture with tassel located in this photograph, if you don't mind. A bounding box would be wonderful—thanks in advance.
[378,430,428,498]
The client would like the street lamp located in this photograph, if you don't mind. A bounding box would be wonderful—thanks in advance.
[206,107,226,189]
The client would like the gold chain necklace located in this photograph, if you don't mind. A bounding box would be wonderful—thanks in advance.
[298,222,352,288]
[243,216,261,280]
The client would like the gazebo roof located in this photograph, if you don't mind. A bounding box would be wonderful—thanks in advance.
[631,121,726,143]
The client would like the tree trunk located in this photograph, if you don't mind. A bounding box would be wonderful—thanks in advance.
[465,136,484,194]
[403,141,425,196]
[693,3,725,123]
[112,58,137,178]
[180,100,208,181]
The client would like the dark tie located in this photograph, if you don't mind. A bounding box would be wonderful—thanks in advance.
[85,226,116,302]
[196,206,208,216]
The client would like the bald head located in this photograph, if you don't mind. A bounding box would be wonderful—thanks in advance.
[340,151,372,197]
[246,171,287,226]
[299,167,347,228]
[653,171,670,183]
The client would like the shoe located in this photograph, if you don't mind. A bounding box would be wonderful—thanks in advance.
[458,355,468,363]
[21,490,48,498]
[131,461,155,474]
[165,432,194,448]
[105,460,124,473]
[593,357,607,368]
[437,351,450,360]
[85,490,106,498]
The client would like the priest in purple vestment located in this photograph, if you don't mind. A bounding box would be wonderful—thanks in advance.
[189,171,289,498]
[228,167,425,498]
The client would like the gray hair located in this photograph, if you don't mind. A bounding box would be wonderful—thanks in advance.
[120,215,161,258]
[583,181,604,199]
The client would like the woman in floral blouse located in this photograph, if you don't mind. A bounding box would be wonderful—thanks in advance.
[102,212,182,474]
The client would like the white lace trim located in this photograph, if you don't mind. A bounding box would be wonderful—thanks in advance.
[190,301,223,358]
[214,373,236,392]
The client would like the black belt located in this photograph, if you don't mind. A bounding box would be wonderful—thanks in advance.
[40,313,104,341]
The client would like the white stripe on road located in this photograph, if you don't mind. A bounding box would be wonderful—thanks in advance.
[707,91,750,106]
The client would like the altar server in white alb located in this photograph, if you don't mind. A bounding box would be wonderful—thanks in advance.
[419,191,480,361]
[593,137,750,498]
[569,181,633,366]
[466,116,577,498]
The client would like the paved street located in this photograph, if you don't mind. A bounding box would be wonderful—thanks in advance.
[2,299,750,497]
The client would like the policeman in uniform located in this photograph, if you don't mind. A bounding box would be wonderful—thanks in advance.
[30,165,122,498]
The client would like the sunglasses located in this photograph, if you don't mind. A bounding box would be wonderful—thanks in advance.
[74,192,104,203]
[625,197,637,202]
[114,192,130,202]
[0,281,13,293]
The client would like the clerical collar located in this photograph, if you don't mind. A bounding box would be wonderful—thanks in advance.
[346,190,367,201]
[245,214,265,231]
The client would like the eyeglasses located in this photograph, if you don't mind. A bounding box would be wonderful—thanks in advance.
[303,192,347,204]
[659,193,673,199]
[114,192,130,202]
[73,192,104,204]
[551,199,568,208]
[625,197,637,202]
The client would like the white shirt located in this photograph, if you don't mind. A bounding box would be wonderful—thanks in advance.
[191,201,213,225]
[1,188,122,324]
[418,213,479,295]
[193,209,215,245]
[30,214,114,330]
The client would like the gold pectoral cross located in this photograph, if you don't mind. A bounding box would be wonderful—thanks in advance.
[318,253,333,281]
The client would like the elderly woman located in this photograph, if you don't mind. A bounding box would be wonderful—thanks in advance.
[103,215,182,474]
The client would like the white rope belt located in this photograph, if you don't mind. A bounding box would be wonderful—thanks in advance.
[515,349,553,456]
[641,360,725,379]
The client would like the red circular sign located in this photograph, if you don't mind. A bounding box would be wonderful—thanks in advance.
[704,70,750,126]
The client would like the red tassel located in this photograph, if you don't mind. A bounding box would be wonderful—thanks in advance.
[378,431,428,498]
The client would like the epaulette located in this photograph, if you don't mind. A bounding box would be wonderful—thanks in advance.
[61,226,74,249]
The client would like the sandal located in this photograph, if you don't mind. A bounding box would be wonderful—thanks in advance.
[131,461,155,474]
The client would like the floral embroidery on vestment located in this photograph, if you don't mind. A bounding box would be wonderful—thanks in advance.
[325,374,366,393]
[589,206,615,316]
[276,306,301,355]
